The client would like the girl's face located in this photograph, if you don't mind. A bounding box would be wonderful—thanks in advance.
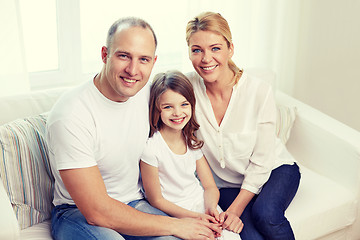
[158,89,192,133]
[188,30,234,84]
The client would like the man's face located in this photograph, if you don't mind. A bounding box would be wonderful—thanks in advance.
[102,26,157,102]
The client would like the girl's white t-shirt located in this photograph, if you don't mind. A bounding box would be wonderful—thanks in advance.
[140,131,205,210]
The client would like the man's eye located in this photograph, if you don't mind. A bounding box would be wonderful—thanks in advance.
[118,54,128,59]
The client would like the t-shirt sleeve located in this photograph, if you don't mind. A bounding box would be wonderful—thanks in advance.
[193,148,204,161]
[140,140,158,167]
[47,117,97,170]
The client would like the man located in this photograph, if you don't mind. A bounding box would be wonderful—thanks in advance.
[46,17,219,240]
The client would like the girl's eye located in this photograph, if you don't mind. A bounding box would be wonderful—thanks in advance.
[192,49,201,53]
[182,102,190,107]
[163,106,171,109]
[212,47,220,51]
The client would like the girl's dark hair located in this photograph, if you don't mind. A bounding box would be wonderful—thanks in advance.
[149,70,203,149]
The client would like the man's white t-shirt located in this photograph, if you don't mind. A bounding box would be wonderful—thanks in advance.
[46,79,150,206]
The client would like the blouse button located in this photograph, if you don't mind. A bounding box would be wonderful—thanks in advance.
[220,161,225,168]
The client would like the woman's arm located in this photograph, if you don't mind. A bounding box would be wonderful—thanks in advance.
[219,189,251,234]
[140,160,216,222]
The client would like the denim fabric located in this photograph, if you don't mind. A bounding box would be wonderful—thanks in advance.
[219,163,301,240]
[51,199,179,240]
[51,204,124,240]
[123,200,180,240]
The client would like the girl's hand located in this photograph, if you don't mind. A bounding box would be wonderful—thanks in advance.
[219,211,244,234]
[198,213,219,224]
[205,206,220,223]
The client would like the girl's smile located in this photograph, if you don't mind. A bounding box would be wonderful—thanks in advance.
[159,89,192,133]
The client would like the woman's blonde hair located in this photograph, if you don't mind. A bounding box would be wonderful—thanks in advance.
[186,12,243,83]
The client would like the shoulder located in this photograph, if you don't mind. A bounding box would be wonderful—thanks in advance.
[240,70,274,101]
[141,132,162,166]
[47,80,97,128]
[185,71,201,86]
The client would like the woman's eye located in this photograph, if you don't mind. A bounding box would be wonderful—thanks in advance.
[192,49,201,53]
[163,106,171,109]
[212,47,220,51]
[182,103,190,107]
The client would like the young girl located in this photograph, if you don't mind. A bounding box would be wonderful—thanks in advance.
[140,70,242,240]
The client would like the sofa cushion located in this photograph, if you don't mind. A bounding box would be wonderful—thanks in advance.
[276,104,296,144]
[20,220,51,240]
[286,164,357,239]
[0,113,54,229]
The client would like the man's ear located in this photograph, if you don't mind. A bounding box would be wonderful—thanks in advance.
[101,46,108,63]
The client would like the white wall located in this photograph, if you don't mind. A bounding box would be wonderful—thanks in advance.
[287,0,360,131]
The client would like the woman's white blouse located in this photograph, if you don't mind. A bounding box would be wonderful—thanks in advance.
[187,71,295,194]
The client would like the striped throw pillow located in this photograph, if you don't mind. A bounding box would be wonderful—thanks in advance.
[0,113,54,229]
[276,105,297,144]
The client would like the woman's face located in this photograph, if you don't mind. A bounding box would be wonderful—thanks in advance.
[188,30,233,84]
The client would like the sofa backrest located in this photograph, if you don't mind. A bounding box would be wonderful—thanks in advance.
[0,87,69,125]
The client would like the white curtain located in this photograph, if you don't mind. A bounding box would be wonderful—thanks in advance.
[0,0,301,96]
[0,0,30,96]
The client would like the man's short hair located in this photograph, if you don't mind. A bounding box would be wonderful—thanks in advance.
[106,17,157,52]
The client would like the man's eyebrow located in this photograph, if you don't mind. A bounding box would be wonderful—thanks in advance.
[114,50,153,60]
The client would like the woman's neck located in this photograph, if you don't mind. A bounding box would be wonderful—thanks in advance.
[204,69,235,100]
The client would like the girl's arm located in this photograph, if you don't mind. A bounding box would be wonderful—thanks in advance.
[197,156,245,234]
[140,160,216,223]
[196,156,220,221]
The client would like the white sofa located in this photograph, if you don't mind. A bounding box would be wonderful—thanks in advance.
[1,82,360,240]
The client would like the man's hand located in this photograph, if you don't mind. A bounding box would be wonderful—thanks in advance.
[173,217,221,240]
[219,211,244,234]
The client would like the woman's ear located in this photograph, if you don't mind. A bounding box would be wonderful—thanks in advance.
[229,43,234,58]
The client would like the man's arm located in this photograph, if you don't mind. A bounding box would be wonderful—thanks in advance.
[60,166,220,239]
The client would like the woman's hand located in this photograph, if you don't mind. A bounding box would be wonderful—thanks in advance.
[219,211,244,234]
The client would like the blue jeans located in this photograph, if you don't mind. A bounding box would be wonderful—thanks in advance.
[51,199,180,240]
[218,163,300,240]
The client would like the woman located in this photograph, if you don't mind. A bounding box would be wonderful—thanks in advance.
[185,12,300,240]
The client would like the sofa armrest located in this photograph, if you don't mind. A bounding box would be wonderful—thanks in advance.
[276,91,360,239]
[0,183,20,239]
[276,91,360,191]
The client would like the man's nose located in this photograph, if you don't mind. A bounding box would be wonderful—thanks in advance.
[125,60,138,76]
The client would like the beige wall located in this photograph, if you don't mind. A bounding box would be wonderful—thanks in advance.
[288,0,360,131]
